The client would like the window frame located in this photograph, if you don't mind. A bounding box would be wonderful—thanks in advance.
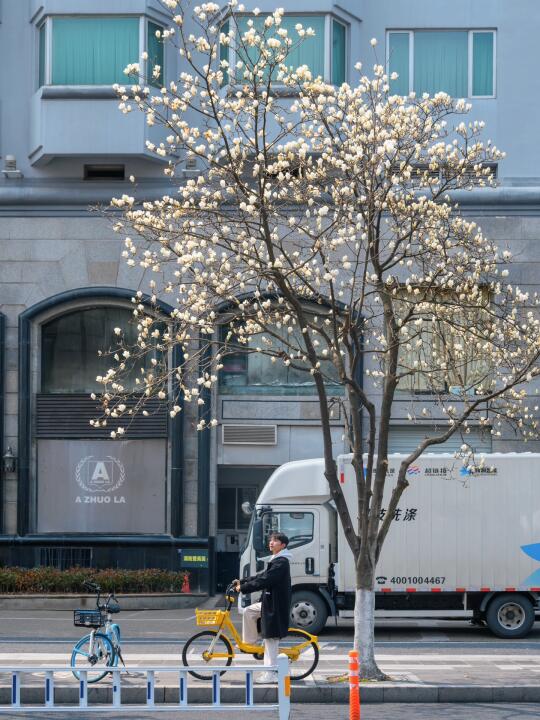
[37,15,165,88]
[386,29,496,99]
[223,12,348,87]
[218,317,345,397]
[394,287,493,396]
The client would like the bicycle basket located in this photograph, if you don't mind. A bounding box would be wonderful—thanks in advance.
[195,609,223,626]
[73,609,103,628]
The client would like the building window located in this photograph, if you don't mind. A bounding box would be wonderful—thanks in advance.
[147,21,164,87]
[222,14,347,85]
[41,306,160,394]
[387,30,495,98]
[38,16,164,87]
[219,324,344,396]
[395,290,491,394]
[218,486,258,531]
[332,19,347,85]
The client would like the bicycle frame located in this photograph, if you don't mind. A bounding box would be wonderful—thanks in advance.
[72,582,121,679]
[203,594,317,662]
[104,614,121,652]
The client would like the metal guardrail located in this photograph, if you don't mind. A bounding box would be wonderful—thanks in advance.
[0,656,291,718]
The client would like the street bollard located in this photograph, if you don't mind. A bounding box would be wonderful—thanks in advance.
[349,650,360,720]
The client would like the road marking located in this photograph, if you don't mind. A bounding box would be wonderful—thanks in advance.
[379,665,472,670]
[4,652,540,662]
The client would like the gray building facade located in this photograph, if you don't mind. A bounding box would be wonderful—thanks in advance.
[0,1,538,583]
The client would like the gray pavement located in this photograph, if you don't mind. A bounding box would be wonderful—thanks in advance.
[7,705,540,719]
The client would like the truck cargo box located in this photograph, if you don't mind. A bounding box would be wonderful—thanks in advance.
[337,453,540,594]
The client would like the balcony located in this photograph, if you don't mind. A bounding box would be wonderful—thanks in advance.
[29,0,170,166]
[29,86,167,166]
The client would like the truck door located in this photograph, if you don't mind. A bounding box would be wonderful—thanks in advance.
[260,508,320,582]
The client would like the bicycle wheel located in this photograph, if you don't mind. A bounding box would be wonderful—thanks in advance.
[182,630,234,680]
[71,632,116,684]
[279,629,319,680]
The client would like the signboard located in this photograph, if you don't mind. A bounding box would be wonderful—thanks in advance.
[37,439,167,533]
[179,549,209,568]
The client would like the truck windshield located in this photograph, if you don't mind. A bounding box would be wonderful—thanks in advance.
[258,511,314,557]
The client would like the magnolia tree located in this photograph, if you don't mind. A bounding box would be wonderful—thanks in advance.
[98,2,540,679]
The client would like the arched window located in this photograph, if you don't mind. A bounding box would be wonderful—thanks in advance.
[219,321,344,395]
[41,306,155,393]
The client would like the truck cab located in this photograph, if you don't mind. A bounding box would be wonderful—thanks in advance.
[238,459,336,634]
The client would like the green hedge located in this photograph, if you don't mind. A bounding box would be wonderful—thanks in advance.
[0,567,190,594]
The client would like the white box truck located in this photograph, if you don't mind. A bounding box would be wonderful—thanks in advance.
[238,453,540,638]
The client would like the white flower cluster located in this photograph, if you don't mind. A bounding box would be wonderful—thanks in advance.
[98,4,540,463]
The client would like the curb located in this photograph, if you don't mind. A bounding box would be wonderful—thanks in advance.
[0,594,207,611]
[3,684,540,704]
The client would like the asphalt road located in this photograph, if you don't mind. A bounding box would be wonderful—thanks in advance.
[8,705,540,719]
[2,606,540,644]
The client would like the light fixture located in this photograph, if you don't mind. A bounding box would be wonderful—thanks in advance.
[2,447,17,474]
[2,155,23,179]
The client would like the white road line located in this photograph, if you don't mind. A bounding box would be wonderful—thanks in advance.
[3,652,539,661]
[379,665,472,670]
[375,654,540,662]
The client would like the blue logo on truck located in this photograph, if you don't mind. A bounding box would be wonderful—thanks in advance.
[521,544,540,586]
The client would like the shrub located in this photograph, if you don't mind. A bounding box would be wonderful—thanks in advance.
[0,567,190,594]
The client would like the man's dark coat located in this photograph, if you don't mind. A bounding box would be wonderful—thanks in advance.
[240,555,292,638]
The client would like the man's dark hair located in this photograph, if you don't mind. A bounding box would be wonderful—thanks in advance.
[270,532,289,547]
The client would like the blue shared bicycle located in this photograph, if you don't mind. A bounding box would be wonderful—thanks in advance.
[71,580,124,683]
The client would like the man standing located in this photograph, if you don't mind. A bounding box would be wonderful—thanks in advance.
[234,532,292,683]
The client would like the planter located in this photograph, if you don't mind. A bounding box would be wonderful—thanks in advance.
[0,592,206,611]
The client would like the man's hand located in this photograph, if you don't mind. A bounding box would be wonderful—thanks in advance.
[232,579,241,592]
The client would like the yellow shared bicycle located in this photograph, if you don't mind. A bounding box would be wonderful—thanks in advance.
[182,584,319,680]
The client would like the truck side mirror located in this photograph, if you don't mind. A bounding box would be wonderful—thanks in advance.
[253,518,265,552]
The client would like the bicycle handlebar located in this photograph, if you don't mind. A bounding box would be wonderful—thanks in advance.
[83,580,119,612]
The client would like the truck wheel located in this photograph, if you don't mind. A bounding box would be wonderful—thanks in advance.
[485,594,535,638]
[290,591,328,635]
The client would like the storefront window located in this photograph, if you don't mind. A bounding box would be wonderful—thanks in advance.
[219,325,344,395]
[41,306,160,393]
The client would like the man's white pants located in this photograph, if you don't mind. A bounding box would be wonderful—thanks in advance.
[243,601,280,668]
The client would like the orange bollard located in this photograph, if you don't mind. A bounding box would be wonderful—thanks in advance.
[349,650,360,720]
[181,573,191,593]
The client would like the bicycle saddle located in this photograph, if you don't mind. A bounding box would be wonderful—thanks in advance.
[107,599,121,614]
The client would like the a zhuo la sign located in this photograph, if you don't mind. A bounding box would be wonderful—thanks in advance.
[75,456,126,504]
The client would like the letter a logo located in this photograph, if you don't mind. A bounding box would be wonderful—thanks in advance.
[91,462,110,483]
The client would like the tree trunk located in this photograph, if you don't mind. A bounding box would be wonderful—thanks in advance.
[355,560,388,680]
[354,589,388,680]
